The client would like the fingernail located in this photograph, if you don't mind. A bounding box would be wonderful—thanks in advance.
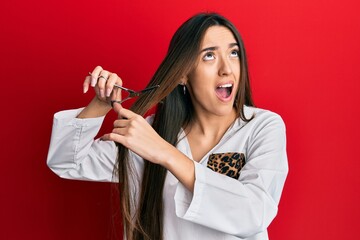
[83,85,88,93]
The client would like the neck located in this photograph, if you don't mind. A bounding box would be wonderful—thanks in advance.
[187,108,237,138]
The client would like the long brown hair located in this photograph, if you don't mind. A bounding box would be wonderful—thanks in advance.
[115,13,254,240]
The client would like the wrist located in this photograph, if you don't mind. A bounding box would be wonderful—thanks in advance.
[159,144,187,171]
[158,144,195,192]
[77,97,112,119]
[156,142,177,168]
[92,97,112,110]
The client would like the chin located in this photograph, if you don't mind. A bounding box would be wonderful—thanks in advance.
[212,104,236,117]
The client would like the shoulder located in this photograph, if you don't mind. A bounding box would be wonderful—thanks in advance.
[240,105,286,140]
[243,105,285,127]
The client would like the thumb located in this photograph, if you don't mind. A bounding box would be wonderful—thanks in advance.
[112,102,123,114]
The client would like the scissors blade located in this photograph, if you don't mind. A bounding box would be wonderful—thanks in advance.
[113,84,159,96]
[136,85,160,94]
[131,85,160,97]
[113,84,133,93]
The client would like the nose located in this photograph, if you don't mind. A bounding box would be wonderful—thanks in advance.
[218,55,232,76]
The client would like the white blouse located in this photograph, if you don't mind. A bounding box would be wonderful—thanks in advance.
[47,105,288,240]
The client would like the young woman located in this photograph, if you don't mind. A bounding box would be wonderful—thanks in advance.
[47,13,288,240]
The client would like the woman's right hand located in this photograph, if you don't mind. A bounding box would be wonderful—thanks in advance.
[84,65,123,106]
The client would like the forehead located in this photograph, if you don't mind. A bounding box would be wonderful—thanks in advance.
[201,26,237,48]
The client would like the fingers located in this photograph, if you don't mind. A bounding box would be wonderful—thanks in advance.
[119,107,137,119]
[113,118,129,128]
[112,101,122,114]
[97,70,110,98]
[87,66,124,104]
[101,112,140,146]
[111,110,141,136]
[110,88,122,106]
[89,66,104,86]
[101,133,125,144]
[101,128,129,145]
[113,105,137,120]
[107,73,122,97]
[83,75,91,93]
[101,112,163,163]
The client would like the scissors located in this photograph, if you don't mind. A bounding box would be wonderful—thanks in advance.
[88,72,160,105]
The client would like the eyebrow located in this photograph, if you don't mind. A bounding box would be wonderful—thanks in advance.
[200,43,239,53]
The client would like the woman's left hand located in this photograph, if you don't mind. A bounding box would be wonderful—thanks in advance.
[103,103,196,191]
[101,103,172,165]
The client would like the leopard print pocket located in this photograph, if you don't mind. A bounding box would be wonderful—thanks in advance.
[207,152,246,179]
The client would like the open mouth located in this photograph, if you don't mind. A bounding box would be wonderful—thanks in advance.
[215,83,233,99]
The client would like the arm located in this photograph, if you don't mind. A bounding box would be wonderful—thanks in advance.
[47,66,132,181]
[101,105,287,237]
[173,114,288,238]
[78,65,122,119]
[101,105,196,189]
[47,108,118,182]
[77,97,112,119]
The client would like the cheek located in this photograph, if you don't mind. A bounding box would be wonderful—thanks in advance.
[233,61,241,80]
[188,66,210,86]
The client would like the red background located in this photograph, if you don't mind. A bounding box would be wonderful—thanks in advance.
[1,0,359,239]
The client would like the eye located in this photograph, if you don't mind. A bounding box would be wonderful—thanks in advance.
[230,50,239,58]
[203,52,215,61]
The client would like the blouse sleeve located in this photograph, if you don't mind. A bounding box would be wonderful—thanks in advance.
[174,113,288,238]
[46,108,118,182]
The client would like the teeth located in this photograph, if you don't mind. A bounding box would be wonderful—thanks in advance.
[218,83,233,88]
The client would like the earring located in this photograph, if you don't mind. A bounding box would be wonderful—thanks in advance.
[179,83,186,95]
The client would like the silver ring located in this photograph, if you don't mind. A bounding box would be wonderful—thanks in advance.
[98,75,107,80]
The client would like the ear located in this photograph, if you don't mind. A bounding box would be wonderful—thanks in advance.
[179,76,188,85]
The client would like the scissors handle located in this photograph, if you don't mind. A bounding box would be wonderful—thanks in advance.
[88,71,159,105]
